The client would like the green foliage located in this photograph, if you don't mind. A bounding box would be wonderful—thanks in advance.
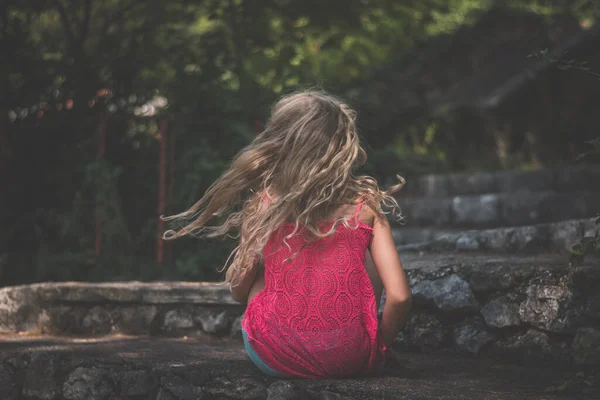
[3,0,599,284]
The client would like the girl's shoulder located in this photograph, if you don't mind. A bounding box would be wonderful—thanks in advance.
[356,195,378,228]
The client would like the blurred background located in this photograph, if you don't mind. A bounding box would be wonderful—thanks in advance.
[1,0,599,285]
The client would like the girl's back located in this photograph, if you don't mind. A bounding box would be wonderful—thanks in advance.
[243,197,385,378]
[163,90,411,379]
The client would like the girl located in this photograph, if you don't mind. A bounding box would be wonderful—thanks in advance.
[163,91,412,378]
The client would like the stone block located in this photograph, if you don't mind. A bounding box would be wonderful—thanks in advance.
[48,306,87,335]
[230,315,244,339]
[497,329,569,361]
[114,305,158,334]
[481,296,521,328]
[81,306,113,335]
[556,165,600,192]
[455,235,479,251]
[401,198,452,226]
[412,274,478,311]
[0,362,18,400]
[159,373,204,399]
[163,309,194,331]
[63,367,114,400]
[419,174,450,197]
[448,172,497,196]
[519,284,575,333]
[455,263,535,293]
[0,285,41,332]
[193,309,231,334]
[267,381,304,400]
[405,313,447,349]
[120,370,153,397]
[452,194,502,227]
[22,353,59,400]
[499,169,555,193]
[453,319,495,354]
[551,220,584,252]
[572,328,600,365]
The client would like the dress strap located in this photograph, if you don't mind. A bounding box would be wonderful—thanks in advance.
[261,191,271,205]
[353,196,364,221]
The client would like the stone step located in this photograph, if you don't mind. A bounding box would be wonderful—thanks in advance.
[397,189,600,229]
[2,335,596,400]
[2,253,598,370]
[402,165,600,198]
[393,217,598,253]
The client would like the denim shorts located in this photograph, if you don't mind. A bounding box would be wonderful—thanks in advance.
[241,328,287,378]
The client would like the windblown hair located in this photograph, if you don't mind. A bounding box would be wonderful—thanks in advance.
[163,90,405,287]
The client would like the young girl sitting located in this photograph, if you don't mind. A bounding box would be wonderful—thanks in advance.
[164,91,412,378]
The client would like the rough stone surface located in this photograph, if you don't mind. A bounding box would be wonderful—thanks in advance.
[267,381,304,400]
[481,296,521,328]
[393,218,596,253]
[0,362,18,400]
[194,309,230,334]
[1,253,599,367]
[159,373,204,399]
[551,220,585,252]
[455,235,479,251]
[419,174,450,197]
[230,315,244,339]
[163,309,194,331]
[63,367,113,400]
[519,284,574,333]
[402,198,451,226]
[120,370,153,397]
[1,335,597,400]
[453,319,495,354]
[114,305,158,334]
[496,329,571,363]
[452,194,502,227]
[22,353,59,400]
[0,286,40,332]
[448,172,498,196]
[572,328,600,365]
[81,306,113,335]
[455,262,536,292]
[412,274,478,311]
[499,169,556,193]
[405,313,447,349]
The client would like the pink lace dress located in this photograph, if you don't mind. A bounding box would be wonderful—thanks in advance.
[242,198,386,378]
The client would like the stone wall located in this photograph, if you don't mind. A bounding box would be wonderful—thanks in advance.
[394,217,597,253]
[404,166,600,198]
[389,254,600,366]
[0,282,244,338]
[1,254,598,366]
[398,166,600,229]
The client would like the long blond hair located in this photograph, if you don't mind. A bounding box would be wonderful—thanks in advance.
[163,90,405,287]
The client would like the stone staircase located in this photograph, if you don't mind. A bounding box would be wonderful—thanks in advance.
[1,253,598,399]
[394,166,600,253]
[1,166,599,400]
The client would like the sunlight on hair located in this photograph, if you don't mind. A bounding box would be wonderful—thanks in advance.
[162,90,405,287]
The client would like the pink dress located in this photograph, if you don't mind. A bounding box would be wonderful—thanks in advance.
[242,197,386,378]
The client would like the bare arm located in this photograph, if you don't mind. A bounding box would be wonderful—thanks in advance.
[230,266,258,303]
[368,208,412,347]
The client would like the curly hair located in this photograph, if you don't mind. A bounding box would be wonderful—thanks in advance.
[162,90,405,287]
